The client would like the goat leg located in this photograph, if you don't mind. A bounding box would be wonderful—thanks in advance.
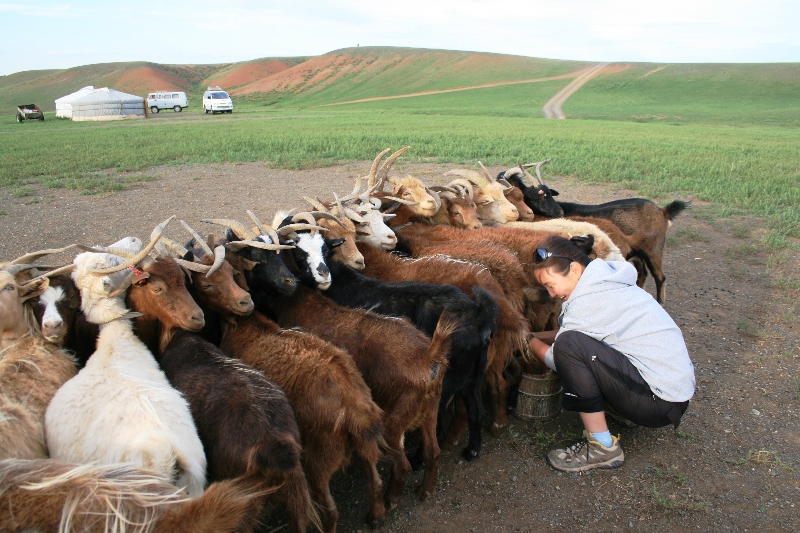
[416,409,442,501]
[440,396,468,452]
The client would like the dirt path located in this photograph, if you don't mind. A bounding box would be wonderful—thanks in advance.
[313,71,583,107]
[542,63,608,119]
[1,162,798,532]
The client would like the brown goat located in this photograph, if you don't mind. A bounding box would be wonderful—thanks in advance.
[211,254,386,533]
[358,243,529,437]
[126,255,318,533]
[0,459,268,533]
[272,284,453,507]
[504,186,535,221]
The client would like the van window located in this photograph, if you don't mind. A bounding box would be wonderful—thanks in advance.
[148,94,154,99]
[206,94,211,99]
[211,92,229,99]
[173,94,179,98]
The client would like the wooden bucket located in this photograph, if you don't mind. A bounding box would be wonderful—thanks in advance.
[514,371,563,420]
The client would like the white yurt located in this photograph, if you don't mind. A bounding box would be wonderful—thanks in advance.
[54,86,95,118]
[70,88,145,121]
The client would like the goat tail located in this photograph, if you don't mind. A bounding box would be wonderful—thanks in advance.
[122,432,178,479]
[279,466,323,533]
[0,458,185,533]
[663,200,691,224]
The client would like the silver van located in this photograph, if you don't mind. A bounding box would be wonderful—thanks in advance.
[203,86,233,114]
[147,91,189,113]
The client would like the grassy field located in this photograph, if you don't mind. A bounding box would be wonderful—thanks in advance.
[564,63,800,126]
[2,107,798,242]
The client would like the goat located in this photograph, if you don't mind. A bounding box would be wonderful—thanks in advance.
[358,242,529,438]
[271,283,454,507]
[0,255,77,461]
[503,160,689,302]
[363,146,440,218]
[198,226,387,532]
[0,459,268,533]
[135,229,318,533]
[45,221,208,498]
[444,163,520,223]
[503,219,626,262]
[320,251,498,461]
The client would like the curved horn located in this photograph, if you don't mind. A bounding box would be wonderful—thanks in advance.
[310,210,346,230]
[20,264,76,286]
[375,146,410,189]
[342,207,366,224]
[201,218,258,241]
[266,229,281,246]
[275,223,330,236]
[224,240,294,252]
[160,237,189,257]
[2,264,46,276]
[74,245,138,258]
[366,148,391,189]
[380,196,419,206]
[245,211,270,238]
[181,220,214,257]
[444,168,489,188]
[498,177,514,190]
[173,258,211,273]
[88,216,174,274]
[6,244,78,266]
[206,246,226,276]
[429,185,459,194]
[303,196,329,212]
[446,178,474,201]
[337,177,363,203]
[425,187,442,211]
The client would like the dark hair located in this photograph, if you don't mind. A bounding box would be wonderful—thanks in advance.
[532,235,593,275]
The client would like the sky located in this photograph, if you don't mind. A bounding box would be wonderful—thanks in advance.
[1,0,798,75]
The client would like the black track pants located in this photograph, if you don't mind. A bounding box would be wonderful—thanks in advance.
[553,331,688,429]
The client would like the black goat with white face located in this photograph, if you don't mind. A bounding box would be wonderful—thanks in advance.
[276,215,338,291]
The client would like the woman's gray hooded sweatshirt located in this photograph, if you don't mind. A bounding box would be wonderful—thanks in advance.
[544,259,695,403]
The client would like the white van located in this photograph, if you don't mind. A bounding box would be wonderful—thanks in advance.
[202,86,233,114]
[147,91,188,113]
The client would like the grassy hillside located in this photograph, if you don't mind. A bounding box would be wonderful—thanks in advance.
[235,47,590,106]
[564,63,800,126]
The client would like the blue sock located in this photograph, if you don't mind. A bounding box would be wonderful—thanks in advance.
[591,431,613,448]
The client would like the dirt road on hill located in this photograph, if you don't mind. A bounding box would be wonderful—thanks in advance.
[1,161,798,532]
[542,63,609,119]
[314,71,583,107]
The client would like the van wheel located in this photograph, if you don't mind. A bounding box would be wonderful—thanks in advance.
[174,105,182,112]
[39,116,45,121]
[204,107,209,114]
[150,106,159,114]
[16,113,24,122]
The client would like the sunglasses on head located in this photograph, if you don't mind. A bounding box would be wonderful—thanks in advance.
[533,248,574,264]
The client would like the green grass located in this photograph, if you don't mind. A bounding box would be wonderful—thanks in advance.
[565,63,800,126]
[2,107,798,237]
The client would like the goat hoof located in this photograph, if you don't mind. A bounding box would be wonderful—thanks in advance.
[366,513,384,529]
[440,438,458,452]
[490,422,507,437]
[462,448,480,462]
[416,485,433,501]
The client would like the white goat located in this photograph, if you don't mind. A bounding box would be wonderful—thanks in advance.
[45,224,207,498]
[504,219,626,262]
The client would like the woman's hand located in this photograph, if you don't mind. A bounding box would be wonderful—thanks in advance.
[527,336,551,364]
[532,329,558,345]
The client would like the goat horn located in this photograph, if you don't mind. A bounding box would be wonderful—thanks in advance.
[331,192,345,216]
[20,264,76,286]
[201,219,258,241]
[181,221,214,257]
[429,185,459,194]
[303,196,328,212]
[266,229,282,246]
[74,245,137,258]
[518,162,541,186]
[88,216,174,274]
[381,196,419,206]
[310,210,346,230]
[498,177,514,190]
[337,177,363,203]
[1,264,45,276]
[375,146,410,189]
[161,237,189,257]
[342,207,365,224]
[425,187,442,211]
[245,211,270,238]
[6,244,78,266]
[173,258,211,273]
[366,148,391,189]
[224,240,294,252]
[446,179,474,201]
[206,246,226,276]
[478,161,496,183]
[444,168,490,188]
[106,271,136,299]
[276,223,330,235]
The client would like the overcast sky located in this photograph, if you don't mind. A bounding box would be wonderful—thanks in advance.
[1,0,798,76]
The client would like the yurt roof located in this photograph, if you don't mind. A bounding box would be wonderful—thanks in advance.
[55,86,95,104]
[72,87,143,104]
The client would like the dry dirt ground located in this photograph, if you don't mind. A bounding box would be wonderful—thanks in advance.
[1,161,798,533]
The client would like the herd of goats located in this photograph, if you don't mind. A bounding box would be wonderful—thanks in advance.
[0,147,689,533]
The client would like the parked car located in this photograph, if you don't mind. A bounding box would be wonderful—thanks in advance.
[16,104,44,122]
[147,91,188,113]
[202,86,233,114]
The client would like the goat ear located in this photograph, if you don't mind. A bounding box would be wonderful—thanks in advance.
[239,257,258,271]
[182,250,195,262]
[225,229,241,242]
[549,189,559,196]
[326,238,346,250]
[476,196,494,205]
[19,278,49,302]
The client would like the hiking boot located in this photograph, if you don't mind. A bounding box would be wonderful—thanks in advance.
[604,402,638,428]
[546,430,625,472]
